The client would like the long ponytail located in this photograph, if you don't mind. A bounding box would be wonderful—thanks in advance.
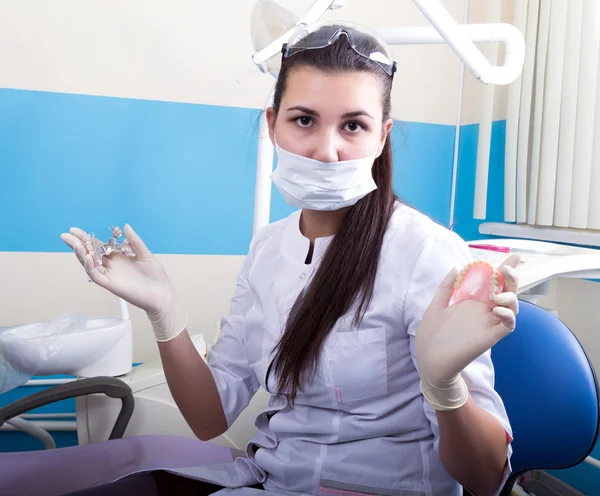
[269,26,397,402]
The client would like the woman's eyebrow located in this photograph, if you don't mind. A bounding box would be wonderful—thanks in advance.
[341,110,373,119]
[287,106,373,119]
[287,106,319,116]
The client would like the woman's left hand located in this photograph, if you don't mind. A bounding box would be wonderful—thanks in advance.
[415,255,520,410]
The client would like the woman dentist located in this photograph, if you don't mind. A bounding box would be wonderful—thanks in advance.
[62,22,519,496]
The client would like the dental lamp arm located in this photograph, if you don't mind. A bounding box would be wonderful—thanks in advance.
[249,0,524,86]
[0,377,134,441]
[411,0,525,85]
[376,23,525,86]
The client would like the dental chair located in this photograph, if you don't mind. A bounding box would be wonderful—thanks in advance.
[0,301,598,496]
[490,300,600,496]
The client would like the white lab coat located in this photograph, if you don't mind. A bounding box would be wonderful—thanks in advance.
[170,203,513,496]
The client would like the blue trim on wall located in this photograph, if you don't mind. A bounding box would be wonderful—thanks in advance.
[391,121,455,227]
[0,89,457,255]
[0,385,75,414]
[0,373,82,413]
[451,120,507,242]
[1,89,261,255]
[0,432,78,453]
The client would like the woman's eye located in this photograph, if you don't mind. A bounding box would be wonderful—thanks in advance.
[344,121,364,133]
[296,116,314,127]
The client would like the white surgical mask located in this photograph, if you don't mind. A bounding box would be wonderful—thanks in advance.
[270,142,378,211]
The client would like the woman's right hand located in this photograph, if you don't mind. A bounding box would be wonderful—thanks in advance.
[61,224,188,342]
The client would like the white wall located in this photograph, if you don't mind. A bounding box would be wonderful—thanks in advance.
[0,0,466,124]
[0,252,245,362]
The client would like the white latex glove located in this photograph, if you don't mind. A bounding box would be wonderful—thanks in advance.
[415,255,520,411]
[60,224,187,342]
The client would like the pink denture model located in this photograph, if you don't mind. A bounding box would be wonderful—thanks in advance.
[451,260,505,308]
[85,225,133,267]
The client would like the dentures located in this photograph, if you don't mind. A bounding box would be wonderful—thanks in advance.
[85,225,133,267]
[451,260,505,307]
[85,233,105,267]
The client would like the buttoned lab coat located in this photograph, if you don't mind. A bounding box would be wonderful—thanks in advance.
[168,204,513,496]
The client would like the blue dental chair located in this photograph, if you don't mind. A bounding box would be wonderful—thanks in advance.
[491,299,600,495]
[0,301,598,495]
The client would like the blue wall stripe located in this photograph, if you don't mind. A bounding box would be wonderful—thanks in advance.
[0,374,77,414]
[0,89,457,255]
[392,121,456,226]
[1,89,261,255]
[452,120,507,242]
[0,386,75,414]
[0,432,78,453]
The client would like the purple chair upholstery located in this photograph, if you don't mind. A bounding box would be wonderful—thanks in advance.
[0,434,234,495]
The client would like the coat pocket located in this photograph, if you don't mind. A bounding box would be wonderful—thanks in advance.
[325,327,388,403]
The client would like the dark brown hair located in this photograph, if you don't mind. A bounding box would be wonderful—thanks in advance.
[270,25,398,402]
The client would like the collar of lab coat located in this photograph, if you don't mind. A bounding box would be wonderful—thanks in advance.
[281,210,335,266]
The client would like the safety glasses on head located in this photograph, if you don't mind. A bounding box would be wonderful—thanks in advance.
[281,22,397,77]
